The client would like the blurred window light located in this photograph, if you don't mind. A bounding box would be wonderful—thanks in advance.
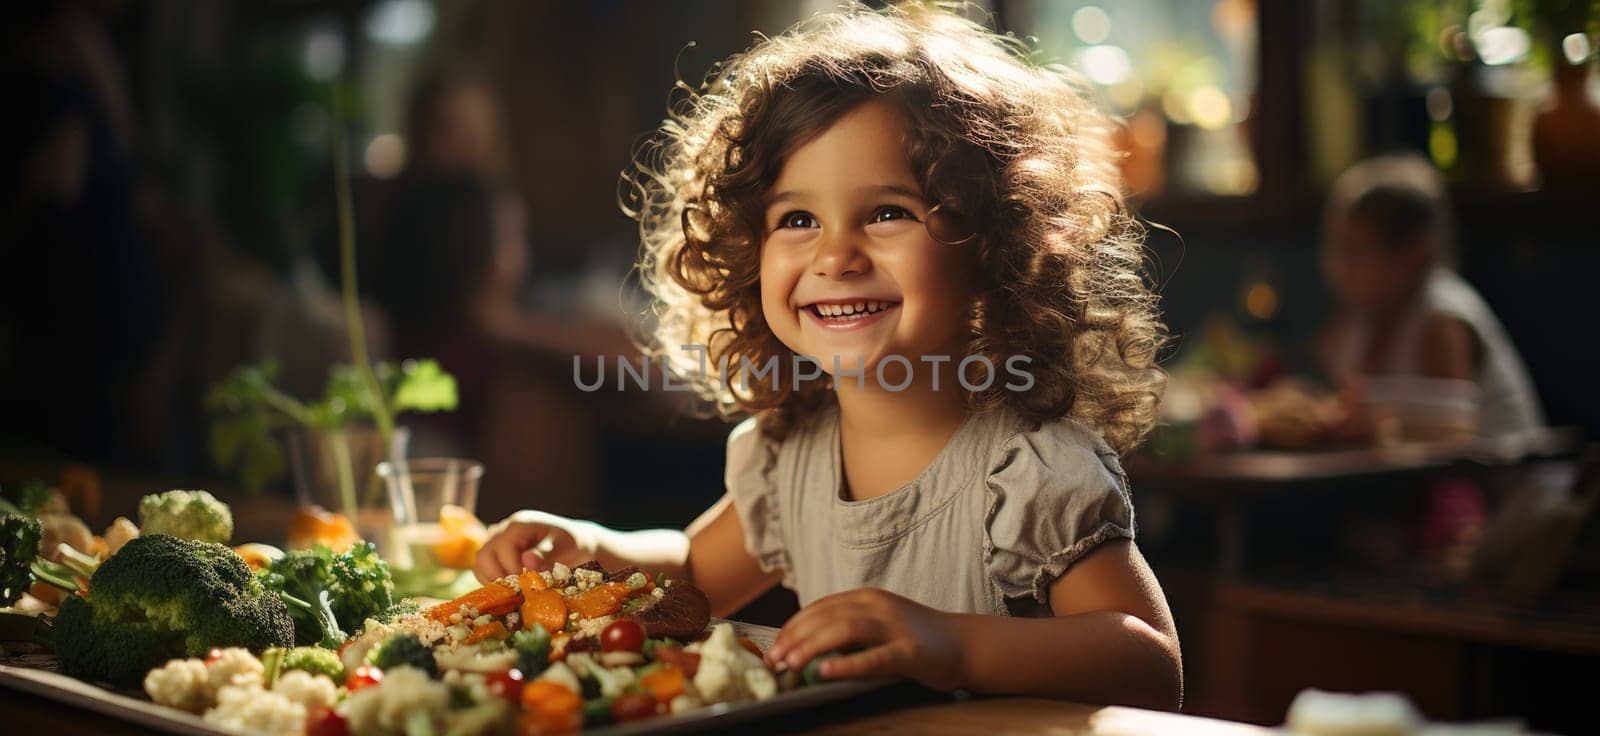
[1078,45,1134,86]
[1072,6,1112,45]
[1563,33,1593,65]
[1473,25,1530,66]
[366,0,436,47]
[302,22,345,82]
[1188,85,1232,130]
[364,133,407,179]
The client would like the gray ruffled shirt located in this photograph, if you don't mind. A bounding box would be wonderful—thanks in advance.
[726,402,1135,617]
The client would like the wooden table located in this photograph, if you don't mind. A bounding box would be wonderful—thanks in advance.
[1125,428,1583,577]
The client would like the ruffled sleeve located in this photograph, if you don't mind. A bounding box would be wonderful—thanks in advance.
[984,418,1136,608]
[724,416,790,579]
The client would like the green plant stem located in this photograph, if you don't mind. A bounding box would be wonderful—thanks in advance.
[331,83,393,445]
[261,385,315,426]
[331,430,359,522]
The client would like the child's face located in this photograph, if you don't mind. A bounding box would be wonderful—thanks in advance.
[1323,213,1429,314]
[758,98,977,379]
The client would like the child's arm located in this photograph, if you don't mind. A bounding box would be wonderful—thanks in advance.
[474,495,780,617]
[765,539,1182,711]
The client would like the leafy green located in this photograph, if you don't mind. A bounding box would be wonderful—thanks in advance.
[258,542,397,649]
[0,480,52,517]
[206,359,459,491]
[0,513,42,605]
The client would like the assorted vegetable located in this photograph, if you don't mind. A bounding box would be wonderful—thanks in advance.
[2,480,831,736]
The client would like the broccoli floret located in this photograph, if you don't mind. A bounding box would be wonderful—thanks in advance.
[512,626,550,677]
[368,633,437,677]
[51,596,182,686]
[378,598,421,623]
[283,645,346,681]
[138,490,234,544]
[258,542,397,649]
[51,534,295,686]
[0,513,42,605]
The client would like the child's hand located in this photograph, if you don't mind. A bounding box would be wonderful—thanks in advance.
[474,510,600,583]
[765,588,965,691]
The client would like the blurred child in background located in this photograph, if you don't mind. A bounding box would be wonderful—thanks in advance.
[1318,153,1543,441]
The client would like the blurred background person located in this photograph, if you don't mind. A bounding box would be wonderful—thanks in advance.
[1318,154,1544,442]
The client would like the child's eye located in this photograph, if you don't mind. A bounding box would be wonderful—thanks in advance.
[775,211,818,230]
[870,206,917,224]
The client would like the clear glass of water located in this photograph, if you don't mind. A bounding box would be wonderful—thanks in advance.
[377,458,485,597]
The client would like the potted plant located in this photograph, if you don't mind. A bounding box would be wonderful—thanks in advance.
[206,89,458,538]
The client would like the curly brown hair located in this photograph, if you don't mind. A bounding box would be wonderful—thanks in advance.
[622,2,1166,453]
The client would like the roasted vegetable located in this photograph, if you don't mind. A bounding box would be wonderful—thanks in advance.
[51,534,295,685]
[138,490,234,544]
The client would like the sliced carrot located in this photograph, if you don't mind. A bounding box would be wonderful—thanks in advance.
[426,581,522,623]
[737,637,763,660]
[567,582,630,619]
[520,681,582,733]
[464,620,511,645]
[638,664,685,703]
[523,588,568,635]
[519,569,548,592]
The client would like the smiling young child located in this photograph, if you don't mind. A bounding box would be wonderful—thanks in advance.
[477,3,1180,708]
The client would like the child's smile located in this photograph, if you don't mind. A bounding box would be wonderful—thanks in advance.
[759,98,975,379]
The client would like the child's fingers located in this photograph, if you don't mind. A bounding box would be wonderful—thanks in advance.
[779,611,885,671]
[818,642,905,681]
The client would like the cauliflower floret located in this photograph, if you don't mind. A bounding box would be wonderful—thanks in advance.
[342,614,446,675]
[669,692,703,714]
[206,648,264,693]
[443,699,516,736]
[536,661,581,696]
[103,516,140,556]
[690,623,774,704]
[144,658,211,713]
[138,489,233,544]
[564,653,635,698]
[339,666,451,736]
[433,643,517,673]
[203,684,306,736]
[272,669,339,710]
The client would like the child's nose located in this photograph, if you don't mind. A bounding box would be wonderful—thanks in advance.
[810,230,870,280]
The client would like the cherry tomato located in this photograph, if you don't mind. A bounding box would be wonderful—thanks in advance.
[609,692,659,722]
[305,706,350,736]
[205,648,225,664]
[486,668,525,702]
[346,664,384,692]
[600,619,645,653]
